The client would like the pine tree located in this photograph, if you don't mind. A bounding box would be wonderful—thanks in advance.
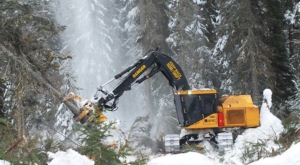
[284,1,300,112]
[138,0,172,125]
[0,0,68,137]
[54,0,120,97]
[77,122,124,165]
[156,93,180,134]
[264,0,296,116]
[194,0,218,89]
[167,0,218,90]
[215,0,273,104]
[107,0,147,129]
[167,0,197,79]
[52,0,126,139]
[157,0,218,133]
[118,0,141,59]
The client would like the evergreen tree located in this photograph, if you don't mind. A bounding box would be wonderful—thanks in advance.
[77,122,124,165]
[159,0,218,132]
[215,0,273,105]
[156,93,180,134]
[264,0,296,116]
[167,0,199,80]
[284,1,300,112]
[118,0,141,58]
[284,0,300,66]
[167,0,218,90]
[108,0,146,130]
[54,0,120,97]
[0,0,67,137]
[138,0,172,126]
[53,0,126,138]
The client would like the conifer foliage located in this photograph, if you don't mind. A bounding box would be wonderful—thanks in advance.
[0,0,68,136]
[0,0,74,163]
[77,122,123,165]
[264,0,297,117]
[215,0,273,104]
[77,117,152,165]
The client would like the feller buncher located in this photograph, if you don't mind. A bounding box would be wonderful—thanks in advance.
[64,49,260,154]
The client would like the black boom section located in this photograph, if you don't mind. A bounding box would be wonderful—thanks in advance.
[112,51,156,97]
[97,50,191,112]
[153,52,190,90]
[112,51,190,98]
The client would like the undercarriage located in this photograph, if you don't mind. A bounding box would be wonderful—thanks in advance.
[164,129,234,155]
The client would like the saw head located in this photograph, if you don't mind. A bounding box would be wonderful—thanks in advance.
[63,92,107,124]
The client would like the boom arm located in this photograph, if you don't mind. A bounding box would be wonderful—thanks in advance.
[97,50,190,110]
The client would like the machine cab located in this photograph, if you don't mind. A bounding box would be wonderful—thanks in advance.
[174,89,218,127]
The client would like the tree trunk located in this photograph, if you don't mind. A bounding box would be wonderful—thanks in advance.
[0,45,82,117]
[0,80,5,118]
[288,25,294,59]
[249,29,259,105]
[138,0,171,122]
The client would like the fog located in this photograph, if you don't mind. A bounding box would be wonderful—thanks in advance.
[54,0,146,130]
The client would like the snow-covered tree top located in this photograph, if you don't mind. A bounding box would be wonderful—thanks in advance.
[263,88,272,108]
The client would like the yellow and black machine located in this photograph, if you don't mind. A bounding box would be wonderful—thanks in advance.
[64,49,260,154]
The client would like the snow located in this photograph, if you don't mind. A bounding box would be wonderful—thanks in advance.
[148,152,215,165]
[249,143,300,165]
[263,89,272,108]
[146,150,290,165]
[285,2,300,24]
[213,35,228,56]
[193,0,207,5]
[127,6,138,19]
[0,160,10,165]
[47,149,94,165]
[2,89,300,165]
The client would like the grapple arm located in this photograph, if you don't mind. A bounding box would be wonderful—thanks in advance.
[63,92,107,124]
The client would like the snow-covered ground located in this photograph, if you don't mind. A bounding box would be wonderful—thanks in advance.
[47,149,94,165]
[0,160,10,165]
[1,89,299,165]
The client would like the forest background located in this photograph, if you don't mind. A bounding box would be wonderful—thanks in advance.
[1,0,300,164]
